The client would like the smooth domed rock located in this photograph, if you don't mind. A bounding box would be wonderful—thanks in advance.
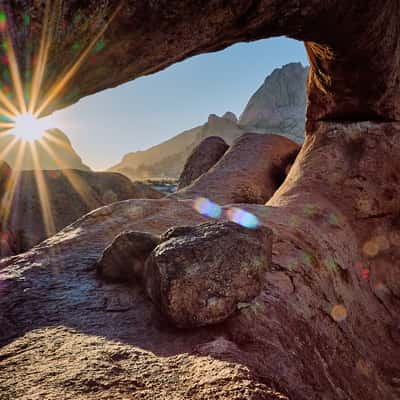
[177,136,229,190]
[96,231,160,282]
[222,112,238,123]
[144,221,272,328]
[174,133,300,204]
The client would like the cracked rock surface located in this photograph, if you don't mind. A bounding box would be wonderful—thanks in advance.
[145,221,272,328]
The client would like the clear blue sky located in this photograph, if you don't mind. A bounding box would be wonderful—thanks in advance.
[49,37,308,170]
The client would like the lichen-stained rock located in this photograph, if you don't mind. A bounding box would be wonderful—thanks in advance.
[144,221,273,328]
[177,136,229,190]
[96,231,160,282]
[174,133,300,204]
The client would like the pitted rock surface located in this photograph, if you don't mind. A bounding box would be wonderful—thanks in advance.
[96,230,160,282]
[145,221,272,328]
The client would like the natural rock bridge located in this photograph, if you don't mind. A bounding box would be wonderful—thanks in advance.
[1,1,400,399]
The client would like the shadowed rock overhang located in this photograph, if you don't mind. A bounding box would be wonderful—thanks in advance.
[1,0,399,125]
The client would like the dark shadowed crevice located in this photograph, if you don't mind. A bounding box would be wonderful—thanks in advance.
[270,148,301,190]
[318,111,396,123]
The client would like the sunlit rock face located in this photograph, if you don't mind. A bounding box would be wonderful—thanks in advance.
[239,63,308,143]
[0,166,163,257]
[0,129,90,171]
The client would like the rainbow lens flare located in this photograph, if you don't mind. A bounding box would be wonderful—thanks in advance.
[226,207,260,229]
[193,197,222,219]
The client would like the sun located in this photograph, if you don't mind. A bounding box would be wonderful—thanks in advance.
[11,113,54,142]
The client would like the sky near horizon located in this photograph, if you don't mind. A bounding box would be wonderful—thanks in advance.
[46,37,308,171]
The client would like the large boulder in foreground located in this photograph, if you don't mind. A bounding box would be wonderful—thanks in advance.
[145,221,273,328]
[177,136,229,190]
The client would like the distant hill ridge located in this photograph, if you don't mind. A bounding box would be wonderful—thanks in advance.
[109,62,308,180]
[0,128,91,171]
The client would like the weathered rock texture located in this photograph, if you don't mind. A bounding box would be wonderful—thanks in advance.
[144,222,272,328]
[1,2,397,123]
[239,63,308,143]
[0,167,163,257]
[177,136,228,190]
[1,1,400,399]
[96,231,160,282]
[0,129,91,171]
[174,133,300,204]
[2,122,400,398]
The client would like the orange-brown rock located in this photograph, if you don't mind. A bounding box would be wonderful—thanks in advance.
[174,133,300,204]
[177,136,228,190]
[2,2,398,124]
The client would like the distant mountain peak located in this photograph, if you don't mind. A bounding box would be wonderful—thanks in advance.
[0,129,91,171]
[239,63,308,142]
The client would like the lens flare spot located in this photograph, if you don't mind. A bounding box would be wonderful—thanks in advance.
[355,261,370,280]
[193,197,222,219]
[301,252,314,267]
[226,207,260,229]
[362,238,382,257]
[289,215,301,227]
[375,282,388,293]
[325,257,338,271]
[0,10,6,32]
[303,203,318,217]
[330,304,348,322]
[328,213,341,226]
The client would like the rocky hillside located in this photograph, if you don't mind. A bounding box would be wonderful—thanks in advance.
[0,164,163,258]
[109,63,308,180]
[0,129,91,171]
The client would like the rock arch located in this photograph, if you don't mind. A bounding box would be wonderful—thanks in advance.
[1,2,400,399]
